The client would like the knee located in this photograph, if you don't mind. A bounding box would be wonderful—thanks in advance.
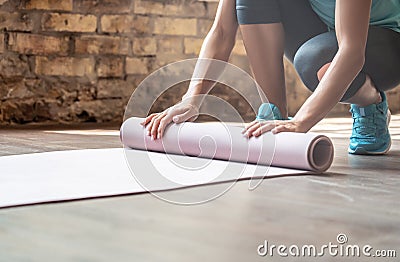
[317,63,331,81]
[293,35,337,92]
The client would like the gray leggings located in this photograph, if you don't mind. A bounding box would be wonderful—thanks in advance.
[236,0,400,100]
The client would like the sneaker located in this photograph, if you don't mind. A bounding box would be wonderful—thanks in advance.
[256,103,285,121]
[348,92,391,155]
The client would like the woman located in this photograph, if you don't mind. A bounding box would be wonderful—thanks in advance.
[142,0,400,155]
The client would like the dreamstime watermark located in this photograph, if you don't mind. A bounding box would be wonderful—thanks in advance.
[123,58,276,205]
[257,233,397,258]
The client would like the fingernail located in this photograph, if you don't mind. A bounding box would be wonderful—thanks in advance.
[173,116,178,122]
[151,136,154,141]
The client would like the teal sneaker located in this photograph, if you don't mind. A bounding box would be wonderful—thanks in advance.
[348,92,391,155]
[256,103,285,121]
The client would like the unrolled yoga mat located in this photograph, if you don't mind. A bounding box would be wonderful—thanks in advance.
[0,148,311,208]
[121,117,334,172]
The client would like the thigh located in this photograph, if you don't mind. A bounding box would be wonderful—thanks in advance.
[293,31,340,93]
[236,0,281,25]
[278,0,329,62]
[364,26,400,91]
[293,26,400,99]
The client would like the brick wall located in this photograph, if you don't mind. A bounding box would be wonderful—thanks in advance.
[0,0,398,125]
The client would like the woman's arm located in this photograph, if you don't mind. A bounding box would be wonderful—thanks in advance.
[291,0,371,131]
[246,0,372,136]
[143,0,238,139]
[184,0,239,99]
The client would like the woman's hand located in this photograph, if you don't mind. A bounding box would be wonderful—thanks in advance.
[141,101,199,140]
[242,119,309,137]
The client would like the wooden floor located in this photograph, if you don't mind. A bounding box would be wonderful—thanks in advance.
[0,116,399,261]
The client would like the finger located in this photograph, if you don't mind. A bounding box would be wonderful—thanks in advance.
[158,115,173,138]
[151,114,165,140]
[272,124,293,134]
[147,115,159,136]
[141,113,157,126]
[253,122,276,137]
[242,120,258,133]
[271,126,283,134]
[242,121,258,135]
[244,122,263,138]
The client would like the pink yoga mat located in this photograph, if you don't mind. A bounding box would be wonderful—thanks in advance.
[120,117,334,172]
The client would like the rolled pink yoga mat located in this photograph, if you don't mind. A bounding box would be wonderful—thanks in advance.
[120,117,334,172]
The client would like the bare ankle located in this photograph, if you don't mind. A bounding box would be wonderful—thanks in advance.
[344,75,381,107]
[366,76,382,104]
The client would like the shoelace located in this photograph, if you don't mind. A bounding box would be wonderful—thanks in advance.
[352,115,376,138]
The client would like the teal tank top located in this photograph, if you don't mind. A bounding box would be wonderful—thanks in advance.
[308,0,400,33]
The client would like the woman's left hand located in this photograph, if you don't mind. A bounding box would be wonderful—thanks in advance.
[242,119,308,137]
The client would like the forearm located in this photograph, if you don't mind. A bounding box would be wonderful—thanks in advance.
[184,26,237,102]
[293,47,365,131]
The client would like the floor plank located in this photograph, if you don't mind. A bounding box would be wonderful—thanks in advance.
[0,116,399,261]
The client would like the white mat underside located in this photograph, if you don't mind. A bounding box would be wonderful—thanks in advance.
[0,148,310,208]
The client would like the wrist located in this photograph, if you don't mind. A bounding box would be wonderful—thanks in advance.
[292,115,314,132]
[181,94,202,108]
[183,83,209,107]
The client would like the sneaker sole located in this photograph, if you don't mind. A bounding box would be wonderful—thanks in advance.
[348,139,391,155]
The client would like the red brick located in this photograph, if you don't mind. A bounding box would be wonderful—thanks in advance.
[74,0,132,14]
[101,15,149,34]
[0,54,30,79]
[133,1,164,15]
[25,0,73,11]
[132,37,156,56]
[157,36,183,54]
[206,2,219,18]
[0,79,40,100]
[0,11,34,32]
[134,1,207,18]
[75,35,130,55]
[155,53,188,68]
[126,57,151,75]
[197,19,213,37]
[183,37,203,55]
[8,33,69,55]
[42,13,97,32]
[154,17,197,36]
[96,57,124,77]
[97,79,134,98]
[0,33,4,54]
[35,56,95,77]
[71,99,124,122]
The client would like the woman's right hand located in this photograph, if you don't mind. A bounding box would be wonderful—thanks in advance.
[140,0,238,140]
[140,101,199,140]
